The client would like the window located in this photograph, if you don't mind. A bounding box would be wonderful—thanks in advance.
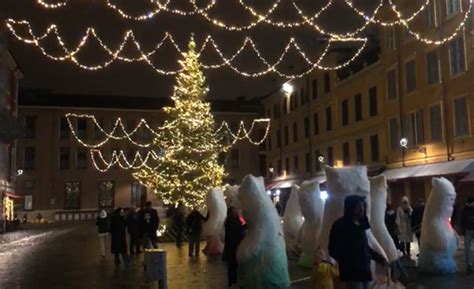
[312,79,318,99]
[282,99,288,115]
[76,148,87,169]
[355,94,362,121]
[356,138,364,164]
[285,157,290,174]
[291,92,298,111]
[424,0,436,26]
[426,50,440,84]
[60,117,70,139]
[305,152,311,173]
[304,117,310,138]
[93,118,104,139]
[268,135,272,151]
[343,142,350,166]
[277,160,282,176]
[125,119,135,132]
[294,155,299,173]
[430,104,443,142]
[405,110,425,145]
[386,27,396,50]
[389,118,400,150]
[98,181,114,209]
[77,118,87,139]
[24,147,35,170]
[386,69,398,100]
[24,195,33,211]
[284,126,289,146]
[324,72,330,93]
[327,147,334,167]
[369,87,378,117]
[293,122,298,142]
[405,60,416,93]
[313,113,320,135]
[230,149,240,168]
[273,104,279,119]
[449,37,466,76]
[454,97,470,137]
[315,149,322,171]
[131,182,146,206]
[341,100,349,126]
[59,147,70,170]
[276,130,281,148]
[370,134,379,162]
[446,0,461,17]
[64,181,80,210]
[24,116,36,139]
[23,180,35,189]
[326,107,332,131]
[300,88,306,105]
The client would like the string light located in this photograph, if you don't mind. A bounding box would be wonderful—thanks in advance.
[36,0,66,9]
[6,19,369,77]
[90,149,159,172]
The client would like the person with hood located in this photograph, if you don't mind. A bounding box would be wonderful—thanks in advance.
[127,206,142,255]
[186,207,207,257]
[411,199,425,247]
[96,209,109,257]
[385,204,400,251]
[462,197,474,273]
[396,196,413,258]
[329,195,387,289]
[110,208,130,266]
[223,206,246,287]
[140,201,159,249]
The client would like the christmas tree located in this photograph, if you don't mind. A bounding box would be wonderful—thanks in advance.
[133,40,228,207]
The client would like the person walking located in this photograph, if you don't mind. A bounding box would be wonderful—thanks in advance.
[173,202,186,248]
[223,207,246,288]
[385,204,400,251]
[396,196,413,258]
[329,195,387,289]
[127,206,142,255]
[461,197,474,273]
[411,199,425,248]
[140,201,159,249]
[110,208,130,266]
[186,207,206,257]
[96,209,109,258]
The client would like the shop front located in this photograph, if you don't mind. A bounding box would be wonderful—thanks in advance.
[1,190,22,233]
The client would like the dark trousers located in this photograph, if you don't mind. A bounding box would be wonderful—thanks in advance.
[415,232,421,247]
[390,234,400,251]
[114,253,129,265]
[188,233,200,256]
[401,242,411,256]
[143,231,158,249]
[227,256,238,286]
[129,234,141,254]
[176,225,183,247]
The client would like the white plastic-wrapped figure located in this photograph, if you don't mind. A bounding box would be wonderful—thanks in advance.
[320,166,386,260]
[202,188,227,256]
[283,185,303,250]
[418,177,458,274]
[298,180,325,268]
[369,175,399,262]
[237,175,290,289]
[224,185,240,209]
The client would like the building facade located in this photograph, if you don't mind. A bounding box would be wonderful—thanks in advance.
[17,92,265,221]
[0,32,23,231]
[264,0,474,208]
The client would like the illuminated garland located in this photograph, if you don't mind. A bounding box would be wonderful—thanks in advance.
[90,149,160,172]
[6,19,369,77]
[36,0,66,9]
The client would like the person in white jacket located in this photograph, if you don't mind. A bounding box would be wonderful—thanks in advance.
[396,197,413,258]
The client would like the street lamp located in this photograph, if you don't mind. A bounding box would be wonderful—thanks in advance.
[16,169,23,176]
[282,83,294,94]
[400,138,427,155]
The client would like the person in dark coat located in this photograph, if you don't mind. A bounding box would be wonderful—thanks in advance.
[186,207,207,257]
[223,207,246,287]
[127,206,142,255]
[385,204,400,251]
[173,202,186,248]
[461,197,474,272]
[411,199,425,247]
[329,195,387,289]
[110,208,130,266]
[139,201,159,249]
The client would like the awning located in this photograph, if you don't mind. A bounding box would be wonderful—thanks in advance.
[383,159,474,181]
[266,178,302,190]
[3,191,23,199]
[460,172,474,183]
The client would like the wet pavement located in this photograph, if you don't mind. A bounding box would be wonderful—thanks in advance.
[0,223,473,289]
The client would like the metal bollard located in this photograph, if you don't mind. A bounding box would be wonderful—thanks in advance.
[144,249,167,289]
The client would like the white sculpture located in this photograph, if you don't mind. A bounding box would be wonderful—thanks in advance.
[369,175,399,262]
[201,188,227,256]
[283,185,303,248]
[237,175,290,289]
[320,166,386,259]
[224,185,240,209]
[297,180,325,268]
[418,177,458,274]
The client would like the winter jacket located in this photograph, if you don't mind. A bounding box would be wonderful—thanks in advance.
[385,209,399,237]
[329,195,386,282]
[396,206,413,242]
[139,207,160,233]
[223,215,246,263]
[461,204,474,232]
[411,205,425,235]
[126,211,140,236]
[110,214,128,254]
[186,210,206,236]
[96,216,109,234]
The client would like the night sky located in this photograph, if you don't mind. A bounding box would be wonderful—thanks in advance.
[1,0,380,100]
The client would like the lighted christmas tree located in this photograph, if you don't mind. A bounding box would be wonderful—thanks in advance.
[133,39,228,207]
